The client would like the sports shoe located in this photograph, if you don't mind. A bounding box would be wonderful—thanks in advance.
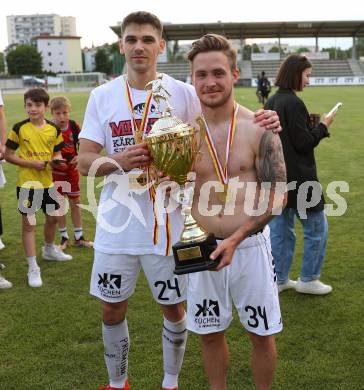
[42,245,73,261]
[28,267,42,288]
[0,238,5,250]
[295,278,332,295]
[278,279,297,293]
[74,236,93,248]
[99,380,130,390]
[0,275,12,289]
[59,236,69,251]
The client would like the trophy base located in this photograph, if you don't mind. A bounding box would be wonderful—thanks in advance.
[173,234,220,275]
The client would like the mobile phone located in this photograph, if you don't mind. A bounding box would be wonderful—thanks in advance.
[52,158,67,165]
[325,102,343,118]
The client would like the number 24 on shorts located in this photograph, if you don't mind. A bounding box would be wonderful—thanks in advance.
[154,278,181,301]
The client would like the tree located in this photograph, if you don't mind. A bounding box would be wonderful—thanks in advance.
[0,53,4,73]
[252,44,261,53]
[354,37,364,59]
[167,41,185,62]
[95,48,113,75]
[6,45,42,75]
[297,47,310,53]
[321,47,347,60]
[243,45,252,60]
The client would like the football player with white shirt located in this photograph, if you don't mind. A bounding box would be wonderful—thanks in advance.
[78,11,281,390]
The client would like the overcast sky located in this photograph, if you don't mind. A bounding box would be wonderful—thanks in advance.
[1,0,364,51]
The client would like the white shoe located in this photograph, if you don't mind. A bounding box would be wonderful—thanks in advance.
[42,245,73,261]
[28,267,42,288]
[0,275,12,289]
[278,279,297,293]
[0,238,5,250]
[295,278,332,295]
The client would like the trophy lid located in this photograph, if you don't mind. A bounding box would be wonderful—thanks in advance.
[147,114,191,137]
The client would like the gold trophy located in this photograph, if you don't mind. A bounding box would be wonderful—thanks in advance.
[145,78,220,274]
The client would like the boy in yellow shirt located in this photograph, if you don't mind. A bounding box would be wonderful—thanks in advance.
[5,88,72,288]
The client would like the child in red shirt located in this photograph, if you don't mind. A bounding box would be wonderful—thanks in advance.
[49,96,93,249]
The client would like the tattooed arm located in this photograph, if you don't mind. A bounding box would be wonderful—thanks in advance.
[211,131,287,271]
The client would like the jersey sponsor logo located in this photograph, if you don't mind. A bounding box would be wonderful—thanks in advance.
[109,118,159,153]
[109,118,159,138]
[194,299,221,328]
[112,135,135,152]
[97,272,122,298]
[26,150,51,158]
[133,102,156,116]
[47,136,55,146]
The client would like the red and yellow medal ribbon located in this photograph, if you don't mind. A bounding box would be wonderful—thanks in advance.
[125,77,170,252]
[125,79,153,143]
[165,212,171,256]
[203,102,239,188]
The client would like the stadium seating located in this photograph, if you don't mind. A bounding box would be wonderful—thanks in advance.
[155,59,363,83]
[251,59,356,79]
[157,62,190,82]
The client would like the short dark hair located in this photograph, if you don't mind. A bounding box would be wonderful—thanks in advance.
[121,11,163,37]
[24,88,50,105]
[275,54,312,91]
[187,34,237,71]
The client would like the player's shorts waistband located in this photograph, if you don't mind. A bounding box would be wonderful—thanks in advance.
[215,228,264,241]
[216,226,269,250]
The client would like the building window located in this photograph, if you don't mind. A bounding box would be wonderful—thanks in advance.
[47,42,51,46]
[60,62,63,66]
[49,62,52,66]
[48,52,52,56]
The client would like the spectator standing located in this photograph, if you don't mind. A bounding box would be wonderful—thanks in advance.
[0,88,12,289]
[46,96,93,250]
[5,88,73,288]
[265,54,336,295]
[258,71,271,105]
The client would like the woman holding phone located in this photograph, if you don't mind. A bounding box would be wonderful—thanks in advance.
[265,54,337,295]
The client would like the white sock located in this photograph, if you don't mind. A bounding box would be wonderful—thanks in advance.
[26,256,38,271]
[74,227,83,240]
[59,228,69,240]
[44,242,55,253]
[102,320,129,388]
[162,313,187,389]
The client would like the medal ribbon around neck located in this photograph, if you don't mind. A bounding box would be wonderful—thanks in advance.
[125,77,171,254]
[125,78,153,143]
[203,102,239,191]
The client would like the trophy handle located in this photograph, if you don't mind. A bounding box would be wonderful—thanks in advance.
[194,116,207,164]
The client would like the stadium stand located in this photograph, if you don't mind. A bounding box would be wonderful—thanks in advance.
[156,62,190,82]
[251,59,356,79]
[156,59,364,83]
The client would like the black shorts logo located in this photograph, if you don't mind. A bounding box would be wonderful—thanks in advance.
[97,273,122,298]
[98,273,122,289]
[194,299,220,328]
[195,299,220,317]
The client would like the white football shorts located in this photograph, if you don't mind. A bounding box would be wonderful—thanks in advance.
[187,227,282,336]
[90,251,186,304]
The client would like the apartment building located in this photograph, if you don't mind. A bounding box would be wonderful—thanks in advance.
[7,14,76,46]
[36,36,82,73]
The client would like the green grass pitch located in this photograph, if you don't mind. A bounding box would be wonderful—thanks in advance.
[0,86,363,389]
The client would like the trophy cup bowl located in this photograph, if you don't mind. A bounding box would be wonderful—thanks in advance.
[144,79,220,274]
